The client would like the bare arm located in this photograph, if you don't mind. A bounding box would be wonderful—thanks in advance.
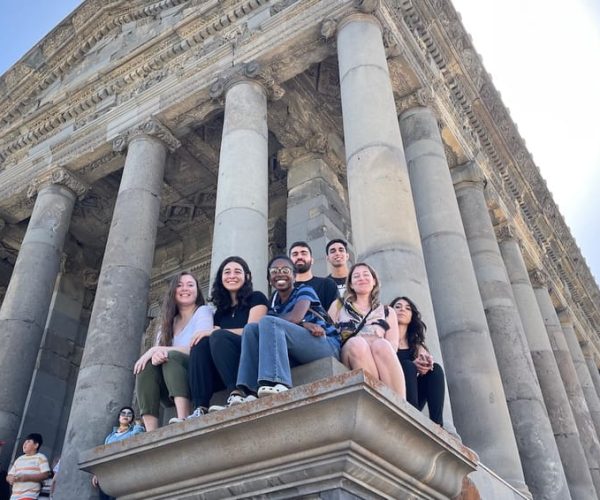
[384,308,400,351]
[11,471,50,482]
[327,300,341,323]
[247,304,268,324]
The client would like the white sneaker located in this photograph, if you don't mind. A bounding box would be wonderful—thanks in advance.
[168,416,185,424]
[186,407,206,419]
[228,393,258,406]
[257,384,289,398]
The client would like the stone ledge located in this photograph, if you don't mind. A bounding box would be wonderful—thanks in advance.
[81,371,478,499]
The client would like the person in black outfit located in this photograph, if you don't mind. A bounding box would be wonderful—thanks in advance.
[326,239,350,296]
[289,241,339,310]
[187,256,268,416]
[390,296,445,426]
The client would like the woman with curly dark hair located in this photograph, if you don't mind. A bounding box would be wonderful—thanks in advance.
[134,272,213,430]
[390,296,445,426]
[186,256,268,418]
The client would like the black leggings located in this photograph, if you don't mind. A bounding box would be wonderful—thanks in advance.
[188,329,242,408]
[397,350,445,426]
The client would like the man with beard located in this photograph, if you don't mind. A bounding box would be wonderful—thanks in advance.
[325,239,350,296]
[289,241,339,310]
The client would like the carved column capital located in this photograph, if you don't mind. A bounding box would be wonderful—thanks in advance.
[112,118,181,153]
[528,268,548,289]
[209,62,285,102]
[27,166,89,200]
[396,87,436,116]
[451,161,486,189]
[557,308,574,326]
[277,133,342,172]
[494,222,519,244]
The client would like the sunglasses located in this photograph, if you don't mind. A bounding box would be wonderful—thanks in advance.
[120,410,134,417]
[268,267,293,276]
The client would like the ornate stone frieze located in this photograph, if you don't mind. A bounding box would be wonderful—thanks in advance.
[450,161,486,189]
[113,118,181,152]
[277,133,343,173]
[26,167,89,200]
[356,0,380,13]
[209,62,285,102]
[528,268,548,289]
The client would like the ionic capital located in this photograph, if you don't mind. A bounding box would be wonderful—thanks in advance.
[451,161,486,189]
[557,308,574,326]
[528,268,548,289]
[396,87,436,116]
[494,223,519,244]
[209,62,285,102]
[27,167,89,200]
[112,118,181,153]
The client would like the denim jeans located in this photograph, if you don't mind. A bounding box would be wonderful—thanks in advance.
[237,315,340,392]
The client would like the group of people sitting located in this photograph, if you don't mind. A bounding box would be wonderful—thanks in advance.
[132,240,446,430]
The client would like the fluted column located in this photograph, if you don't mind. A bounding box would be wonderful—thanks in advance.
[336,10,454,431]
[398,107,526,492]
[210,78,268,292]
[452,162,568,499]
[499,232,596,499]
[582,343,600,397]
[560,311,600,439]
[0,168,85,469]
[54,119,177,499]
[532,275,600,494]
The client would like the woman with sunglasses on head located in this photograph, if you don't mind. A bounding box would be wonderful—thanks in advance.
[234,256,340,401]
[186,256,269,417]
[328,262,406,398]
[91,406,145,499]
[134,272,213,430]
[390,296,445,426]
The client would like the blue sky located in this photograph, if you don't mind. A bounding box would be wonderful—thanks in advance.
[1,0,599,285]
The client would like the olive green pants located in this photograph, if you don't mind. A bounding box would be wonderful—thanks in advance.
[135,350,190,417]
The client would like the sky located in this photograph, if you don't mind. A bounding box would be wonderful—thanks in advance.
[1,0,599,283]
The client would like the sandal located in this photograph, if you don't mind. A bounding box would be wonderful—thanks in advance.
[257,384,289,398]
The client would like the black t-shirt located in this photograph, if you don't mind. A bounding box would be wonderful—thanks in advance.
[294,276,339,310]
[328,274,347,296]
[214,291,269,330]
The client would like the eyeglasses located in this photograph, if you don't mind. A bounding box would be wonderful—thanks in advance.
[268,267,293,276]
[120,410,134,417]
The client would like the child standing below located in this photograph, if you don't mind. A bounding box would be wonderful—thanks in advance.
[6,433,50,500]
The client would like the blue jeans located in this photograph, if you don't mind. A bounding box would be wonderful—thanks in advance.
[237,316,340,392]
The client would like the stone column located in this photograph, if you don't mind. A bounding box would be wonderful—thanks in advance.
[53,119,177,499]
[582,343,600,397]
[280,141,351,276]
[336,11,454,431]
[210,79,268,293]
[532,274,600,494]
[398,107,526,492]
[499,232,596,499]
[452,162,569,499]
[560,311,600,439]
[0,168,84,469]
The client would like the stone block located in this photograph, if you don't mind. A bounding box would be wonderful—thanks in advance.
[81,371,478,499]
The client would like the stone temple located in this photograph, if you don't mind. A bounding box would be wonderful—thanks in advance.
[1,0,600,498]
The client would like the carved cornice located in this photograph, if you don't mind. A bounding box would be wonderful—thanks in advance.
[26,167,89,200]
[112,118,181,153]
[557,308,574,326]
[528,268,548,289]
[209,61,285,102]
[450,161,486,189]
[0,0,270,165]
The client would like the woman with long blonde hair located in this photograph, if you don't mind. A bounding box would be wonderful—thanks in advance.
[328,262,405,398]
